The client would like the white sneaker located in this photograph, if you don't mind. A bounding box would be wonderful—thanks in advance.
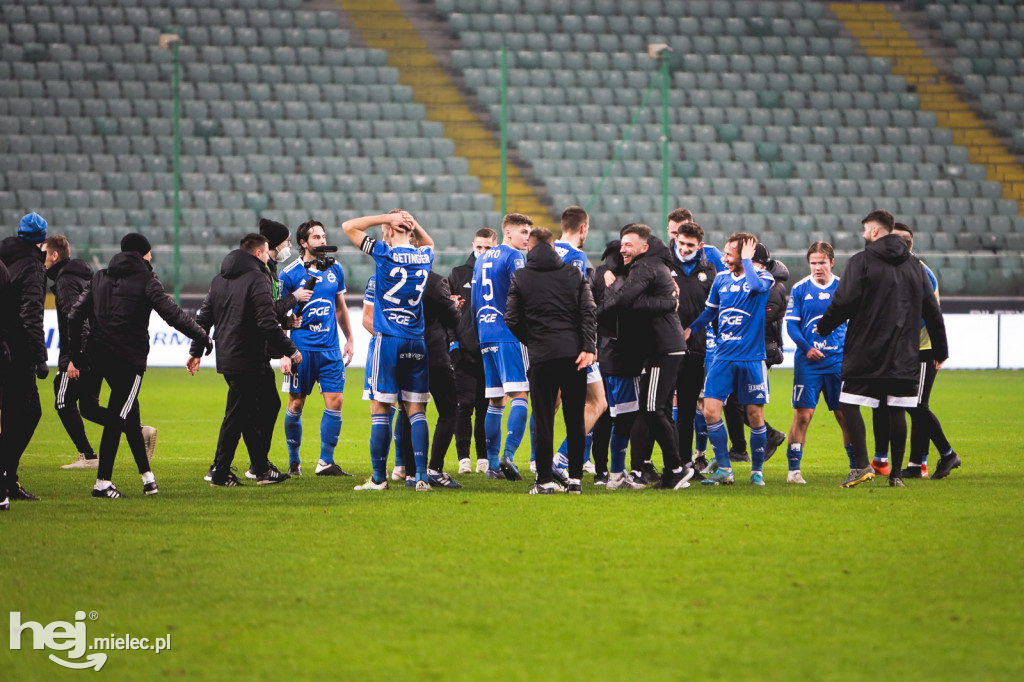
[391,466,406,481]
[582,461,596,474]
[354,478,388,491]
[61,453,99,470]
[476,459,488,473]
[607,471,645,490]
[787,470,807,484]
[457,458,472,474]
[141,425,158,461]
[415,480,431,492]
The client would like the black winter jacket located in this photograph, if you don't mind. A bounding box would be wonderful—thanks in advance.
[0,259,12,376]
[505,242,596,364]
[447,252,481,361]
[47,258,94,371]
[189,249,296,374]
[423,270,460,369]
[69,251,209,372]
[665,244,719,356]
[0,236,47,364]
[818,234,947,382]
[266,257,300,323]
[764,259,790,367]
[597,237,685,360]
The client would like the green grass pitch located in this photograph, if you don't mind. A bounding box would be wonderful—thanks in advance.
[2,367,1023,681]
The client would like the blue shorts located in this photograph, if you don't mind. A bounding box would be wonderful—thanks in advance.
[481,341,529,398]
[362,336,376,400]
[586,362,602,385]
[702,357,769,404]
[367,333,430,404]
[792,364,842,410]
[604,374,640,417]
[283,348,346,395]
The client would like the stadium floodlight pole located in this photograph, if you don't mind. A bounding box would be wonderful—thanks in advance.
[648,43,673,240]
[499,44,508,215]
[159,31,183,303]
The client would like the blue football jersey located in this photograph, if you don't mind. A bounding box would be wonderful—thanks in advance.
[472,243,525,344]
[553,239,588,273]
[703,267,774,361]
[279,257,346,352]
[361,236,433,339]
[786,275,845,372]
[364,274,375,305]
[703,245,728,273]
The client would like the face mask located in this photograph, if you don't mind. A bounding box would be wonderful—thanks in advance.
[675,244,698,263]
[275,246,292,263]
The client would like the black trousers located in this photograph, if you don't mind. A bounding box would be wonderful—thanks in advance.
[0,361,42,496]
[454,356,488,462]
[639,354,683,472]
[590,408,612,475]
[53,369,109,456]
[674,352,705,464]
[428,361,458,471]
[908,349,951,464]
[724,397,747,453]
[529,357,587,483]
[93,353,150,482]
[212,365,281,479]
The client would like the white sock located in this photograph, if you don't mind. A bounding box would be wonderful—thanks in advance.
[568,478,581,485]
[95,480,112,491]
[141,471,155,484]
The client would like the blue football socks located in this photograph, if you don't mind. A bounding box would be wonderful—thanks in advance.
[694,409,708,452]
[751,425,767,472]
[319,409,341,465]
[610,432,629,474]
[394,409,406,469]
[707,419,731,469]
[845,444,856,469]
[284,409,302,465]
[504,398,529,461]
[369,414,392,483]
[787,442,803,471]
[409,412,429,481]
[484,405,504,471]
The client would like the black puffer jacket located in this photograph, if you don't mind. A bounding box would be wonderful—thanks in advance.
[447,252,480,360]
[597,236,685,359]
[0,259,12,376]
[0,236,47,364]
[47,257,94,371]
[665,244,718,356]
[423,270,460,369]
[69,251,209,372]
[505,241,596,364]
[764,259,790,367]
[818,234,947,382]
[189,249,296,374]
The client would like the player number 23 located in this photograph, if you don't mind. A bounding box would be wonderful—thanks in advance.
[383,267,428,306]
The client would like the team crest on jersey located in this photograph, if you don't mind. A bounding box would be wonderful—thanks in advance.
[327,271,336,283]
[729,285,740,292]
[698,272,707,282]
[818,292,829,299]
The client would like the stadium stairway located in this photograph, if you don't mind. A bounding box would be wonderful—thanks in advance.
[334,0,558,227]
[831,2,1024,212]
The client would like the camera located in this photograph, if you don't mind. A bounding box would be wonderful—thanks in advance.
[311,245,337,270]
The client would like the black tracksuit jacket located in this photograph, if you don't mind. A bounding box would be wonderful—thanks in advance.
[423,270,460,368]
[0,236,47,366]
[47,258,94,372]
[664,245,719,356]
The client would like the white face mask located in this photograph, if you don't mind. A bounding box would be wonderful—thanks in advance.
[275,246,292,263]
[675,243,699,263]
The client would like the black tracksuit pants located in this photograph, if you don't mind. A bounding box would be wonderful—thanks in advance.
[908,349,951,464]
[639,354,683,472]
[0,361,42,496]
[675,352,705,465]
[428,361,458,472]
[212,364,281,479]
[94,354,150,482]
[54,369,109,456]
[454,355,488,462]
[529,357,587,483]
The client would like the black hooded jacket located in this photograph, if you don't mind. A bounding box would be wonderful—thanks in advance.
[47,257,93,371]
[69,251,209,372]
[266,256,300,323]
[596,236,685,362]
[0,236,47,365]
[190,249,297,375]
[447,252,481,360]
[423,270,460,369]
[505,242,596,365]
[818,233,947,382]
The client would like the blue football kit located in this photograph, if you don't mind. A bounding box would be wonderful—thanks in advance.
[786,275,846,411]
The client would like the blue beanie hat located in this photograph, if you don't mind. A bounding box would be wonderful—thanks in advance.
[18,212,47,243]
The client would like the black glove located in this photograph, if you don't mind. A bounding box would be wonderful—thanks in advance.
[204,337,214,356]
[36,363,49,380]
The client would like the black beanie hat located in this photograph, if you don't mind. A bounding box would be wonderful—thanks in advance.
[752,242,772,266]
[120,233,152,256]
[259,218,290,251]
